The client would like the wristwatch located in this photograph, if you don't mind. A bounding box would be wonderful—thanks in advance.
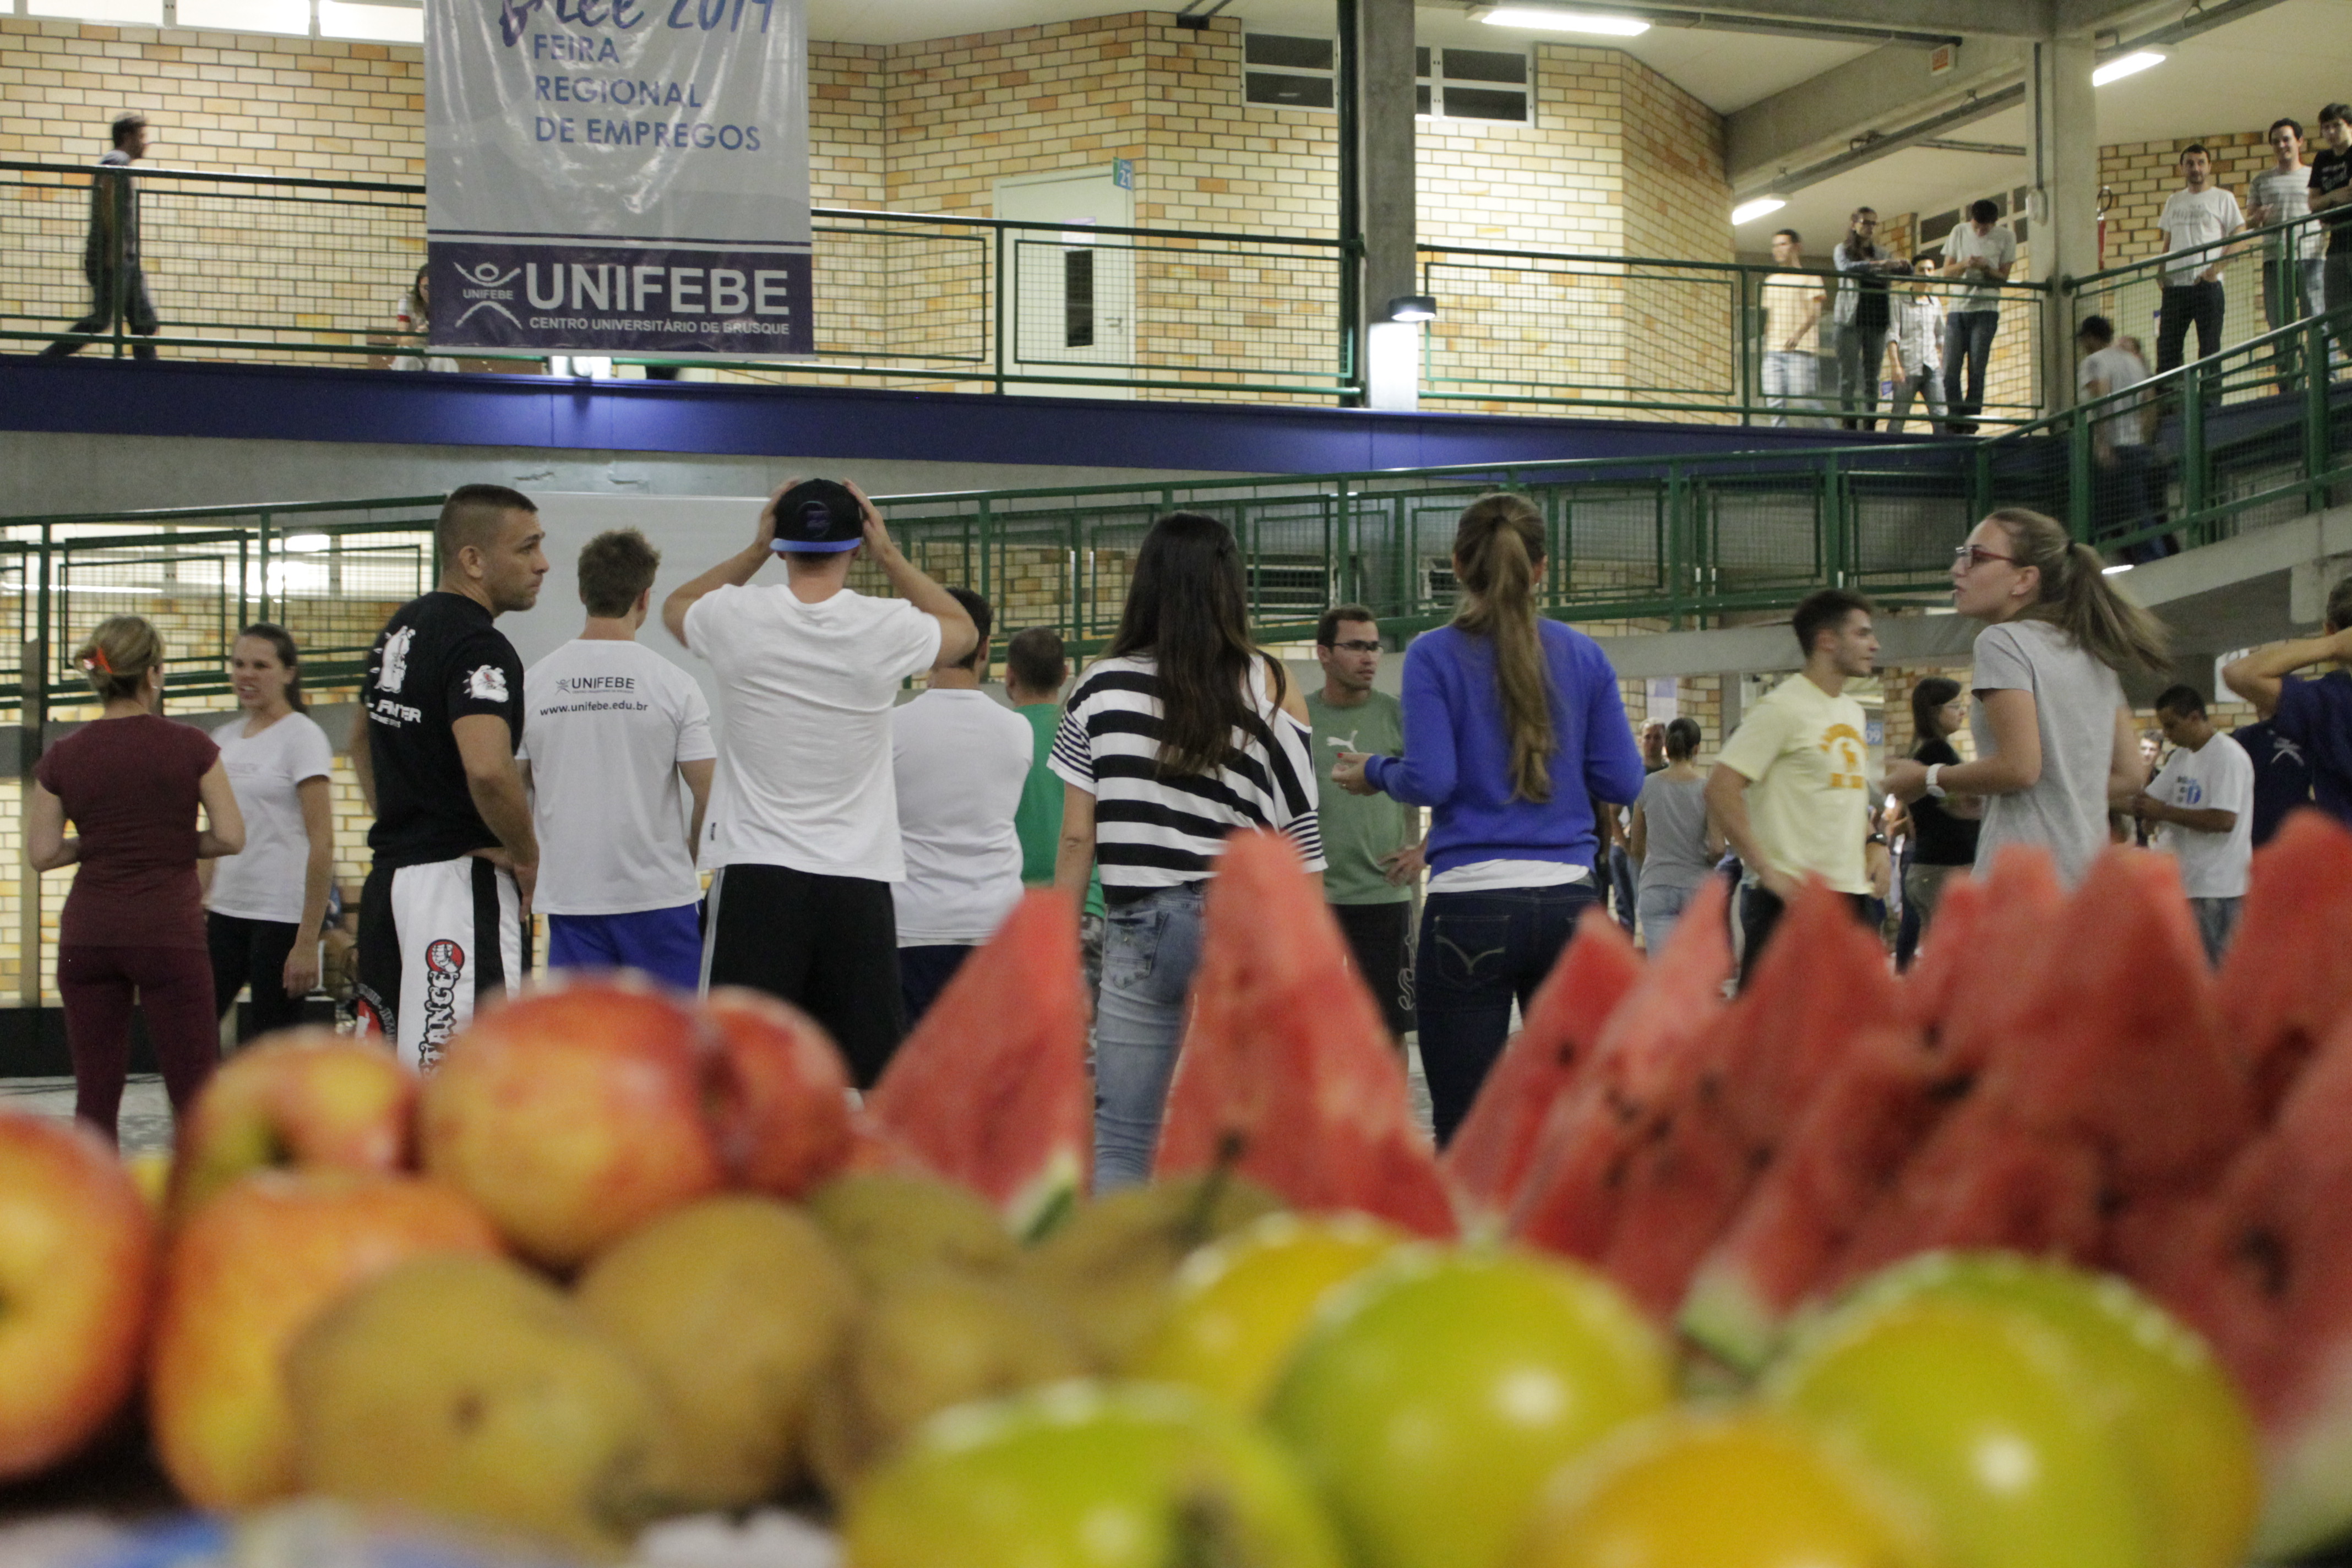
[1924,764,1948,799]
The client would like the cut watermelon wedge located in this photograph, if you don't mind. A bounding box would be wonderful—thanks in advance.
[1598,879,1903,1320]
[1909,845,2064,1070]
[2214,810,2352,1121]
[1441,910,1642,1234]
[1153,831,1458,1238]
[862,890,1091,1239]
[1506,876,1730,1263]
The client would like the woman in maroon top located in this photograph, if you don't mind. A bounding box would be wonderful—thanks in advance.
[29,616,246,1141]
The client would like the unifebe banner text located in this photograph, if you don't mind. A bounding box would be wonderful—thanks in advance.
[424,0,812,357]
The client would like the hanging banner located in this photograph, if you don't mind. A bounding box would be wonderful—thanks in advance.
[423,0,811,357]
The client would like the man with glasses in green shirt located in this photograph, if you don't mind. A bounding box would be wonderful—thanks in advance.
[1306,606,1422,1046]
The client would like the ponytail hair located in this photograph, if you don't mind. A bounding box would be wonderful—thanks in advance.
[237,622,306,712]
[1984,508,2170,674]
[1452,493,1554,803]
[75,616,164,705]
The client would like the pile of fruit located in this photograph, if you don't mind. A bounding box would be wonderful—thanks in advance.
[4,819,2352,1568]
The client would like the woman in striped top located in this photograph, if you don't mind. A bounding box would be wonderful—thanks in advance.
[1050,511,1324,1188]
[1334,493,1646,1145]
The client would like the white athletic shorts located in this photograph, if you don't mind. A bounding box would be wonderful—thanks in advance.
[354,855,525,1072]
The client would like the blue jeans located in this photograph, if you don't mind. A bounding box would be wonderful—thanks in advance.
[1092,883,1206,1190]
[1416,882,1602,1146]
[1608,844,1637,935]
[1634,879,1697,954]
[1941,309,1999,428]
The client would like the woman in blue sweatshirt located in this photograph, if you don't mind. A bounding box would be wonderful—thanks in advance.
[1333,493,1646,1144]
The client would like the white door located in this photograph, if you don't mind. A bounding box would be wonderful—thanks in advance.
[993,166,1136,399]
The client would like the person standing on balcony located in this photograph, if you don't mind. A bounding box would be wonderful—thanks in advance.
[1052,513,1323,1186]
[2248,119,2324,348]
[2308,106,2352,363]
[1941,199,2016,433]
[350,485,545,1072]
[665,478,974,1087]
[203,625,335,1043]
[1832,208,1909,431]
[28,617,244,1144]
[2076,315,2164,559]
[2154,145,2247,375]
[1331,495,1644,1145]
[1888,255,1946,433]
[1761,229,1827,427]
[1307,605,1422,1049]
[41,114,157,362]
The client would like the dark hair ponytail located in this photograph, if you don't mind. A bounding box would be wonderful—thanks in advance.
[237,622,306,711]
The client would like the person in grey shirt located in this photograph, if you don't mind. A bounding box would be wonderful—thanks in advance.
[1885,508,2165,886]
[2250,117,2325,329]
[1628,716,1722,952]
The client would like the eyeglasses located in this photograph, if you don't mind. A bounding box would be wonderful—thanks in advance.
[1953,544,2023,571]
[1329,640,1382,654]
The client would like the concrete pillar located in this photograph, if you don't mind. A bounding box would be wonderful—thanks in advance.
[2027,34,2099,410]
[1354,0,1418,409]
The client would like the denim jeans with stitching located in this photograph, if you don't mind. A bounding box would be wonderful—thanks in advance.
[1942,309,2000,429]
[1091,883,1206,1190]
[1415,881,1602,1147]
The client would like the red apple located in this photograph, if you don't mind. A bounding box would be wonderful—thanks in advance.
[147,1169,503,1508]
[168,1030,417,1224]
[705,987,853,1200]
[418,979,734,1268]
[0,1110,158,1479]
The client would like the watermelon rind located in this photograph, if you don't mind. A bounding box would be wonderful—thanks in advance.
[2255,1342,2352,1561]
[1678,1263,1782,1373]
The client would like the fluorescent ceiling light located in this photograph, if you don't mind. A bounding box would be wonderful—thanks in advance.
[1483,7,1652,36]
[282,533,333,552]
[2091,50,2164,86]
[1731,196,1787,226]
[2103,562,2134,575]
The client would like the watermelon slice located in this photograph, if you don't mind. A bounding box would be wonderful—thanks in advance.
[1506,876,1730,1262]
[862,890,1091,1239]
[2213,810,2352,1121]
[1680,1026,1963,1367]
[1441,910,1642,1234]
[1905,845,2064,1069]
[1597,879,1903,1319]
[1152,831,1458,1239]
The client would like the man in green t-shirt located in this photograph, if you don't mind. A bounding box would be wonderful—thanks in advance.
[1006,627,1103,995]
[1305,605,1421,1043]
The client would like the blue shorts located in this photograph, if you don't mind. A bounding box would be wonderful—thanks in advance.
[546,903,704,993]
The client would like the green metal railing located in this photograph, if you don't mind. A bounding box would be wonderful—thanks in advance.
[2062,210,2337,373]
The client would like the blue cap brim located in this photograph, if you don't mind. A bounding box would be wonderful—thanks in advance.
[771,536,862,553]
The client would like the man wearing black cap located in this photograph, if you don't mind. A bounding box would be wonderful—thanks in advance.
[662,477,976,1085]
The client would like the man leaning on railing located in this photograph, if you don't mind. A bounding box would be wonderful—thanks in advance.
[2310,104,2352,366]
[40,114,158,363]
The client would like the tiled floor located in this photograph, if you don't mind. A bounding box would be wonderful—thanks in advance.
[0,1075,174,1155]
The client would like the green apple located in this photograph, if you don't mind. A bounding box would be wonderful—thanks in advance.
[1264,1247,1672,1568]
[1823,1251,2256,1568]
[1127,1212,1402,1414]
[1518,1411,1939,1568]
[1765,1296,2149,1568]
[844,1381,1344,1568]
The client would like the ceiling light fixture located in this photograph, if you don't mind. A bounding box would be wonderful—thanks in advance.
[2090,50,2164,85]
[1387,295,1439,323]
[1482,6,1652,36]
[1730,196,1787,226]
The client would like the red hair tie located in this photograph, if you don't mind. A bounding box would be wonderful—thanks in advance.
[81,648,113,675]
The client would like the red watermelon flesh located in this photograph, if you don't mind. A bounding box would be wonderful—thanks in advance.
[1506,876,1730,1262]
[1905,845,2064,1069]
[1152,831,1458,1239]
[1680,1026,1962,1368]
[1598,880,1904,1319]
[2214,810,2352,1121]
[863,889,1092,1237]
[1441,910,1642,1233]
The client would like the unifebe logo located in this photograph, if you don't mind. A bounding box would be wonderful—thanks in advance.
[419,938,468,1070]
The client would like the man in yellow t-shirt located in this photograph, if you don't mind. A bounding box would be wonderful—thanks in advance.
[1706,587,1880,982]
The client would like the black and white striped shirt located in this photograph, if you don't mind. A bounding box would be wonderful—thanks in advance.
[1048,653,1325,890]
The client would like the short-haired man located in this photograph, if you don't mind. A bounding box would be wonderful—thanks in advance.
[2076,315,2163,557]
[663,478,976,1087]
[42,114,156,361]
[2135,686,2253,963]
[890,587,1033,1026]
[1761,228,1826,427]
[2224,574,2352,830]
[517,529,715,991]
[351,483,547,1070]
[1887,254,1946,433]
[1306,606,1421,1044]
[1706,588,1880,979]
[2309,105,2352,363]
[2155,144,2247,374]
[1941,198,2017,433]
[1005,627,1106,994]
[2248,118,2324,370]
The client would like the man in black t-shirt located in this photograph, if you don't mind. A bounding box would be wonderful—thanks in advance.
[2309,104,2352,361]
[351,483,547,1070]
